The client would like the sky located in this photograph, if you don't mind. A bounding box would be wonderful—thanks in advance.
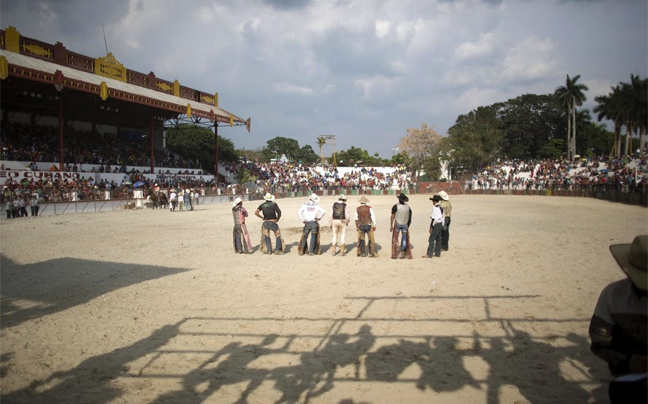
[1,0,646,158]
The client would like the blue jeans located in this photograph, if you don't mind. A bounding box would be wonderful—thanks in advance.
[395,223,408,251]
[426,223,443,257]
[300,221,319,254]
[262,221,282,252]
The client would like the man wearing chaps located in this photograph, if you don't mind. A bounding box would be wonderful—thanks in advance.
[330,194,350,256]
[255,193,285,255]
[355,195,378,257]
[297,193,326,255]
[390,193,412,259]
[232,197,253,254]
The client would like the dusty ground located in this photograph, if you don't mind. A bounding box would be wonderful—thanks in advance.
[0,194,646,404]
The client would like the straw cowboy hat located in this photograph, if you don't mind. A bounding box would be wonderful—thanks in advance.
[263,193,275,201]
[610,235,648,290]
[232,197,243,207]
[310,193,320,203]
[359,195,370,204]
[398,193,409,202]
[438,191,449,201]
[338,194,347,200]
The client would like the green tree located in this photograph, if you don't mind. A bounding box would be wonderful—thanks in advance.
[391,150,411,166]
[594,85,624,157]
[297,144,319,164]
[445,105,504,172]
[619,74,647,154]
[554,74,588,159]
[316,136,326,164]
[262,136,301,161]
[336,146,372,166]
[165,124,237,173]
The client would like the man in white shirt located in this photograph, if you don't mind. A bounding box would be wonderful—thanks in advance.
[169,189,177,212]
[297,193,326,255]
[423,194,444,258]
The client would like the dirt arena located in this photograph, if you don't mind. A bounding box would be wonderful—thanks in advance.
[1,194,645,404]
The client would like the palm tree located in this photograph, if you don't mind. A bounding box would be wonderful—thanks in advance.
[555,74,589,159]
[622,74,648,154]
[594,85,624,157]
[317,135,326,164]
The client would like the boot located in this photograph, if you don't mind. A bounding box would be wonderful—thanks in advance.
[332,245,337,256]
[340,244,346,256]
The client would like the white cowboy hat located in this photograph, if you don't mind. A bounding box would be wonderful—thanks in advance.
[232,197,243,207]
[338,194,347,200]
[358,195,369,204]
[610,235,648,290]
[263,193,275,201]
[310,193,320,203]
[438,191,449,201]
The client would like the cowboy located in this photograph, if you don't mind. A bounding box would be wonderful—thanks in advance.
[355,195,378,257]
[437,191,452,251]
[423,195,444,258]
[330,194,350,256]
[589,235,647,404]
[390,193,412,259]
[232,197,253,254]
[297,193,326,255]
[255,193,285,255]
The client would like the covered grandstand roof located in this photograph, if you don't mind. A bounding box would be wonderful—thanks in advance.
[0,26,249,130]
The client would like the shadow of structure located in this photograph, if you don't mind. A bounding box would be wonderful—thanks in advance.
[0,254,189,329]
[1,294,609,404]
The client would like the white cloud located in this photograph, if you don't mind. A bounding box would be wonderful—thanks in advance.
[375,19,391,39]
[502,35,558,80]
[454,32,496,61]
[272,82,316,95]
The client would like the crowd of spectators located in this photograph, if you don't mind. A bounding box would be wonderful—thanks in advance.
[1,122,647,214]
[225,160,414,193]
[1,122,197,171]
[469,152,648,194]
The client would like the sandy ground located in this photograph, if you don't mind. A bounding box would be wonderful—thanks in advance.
[0,194,646,404]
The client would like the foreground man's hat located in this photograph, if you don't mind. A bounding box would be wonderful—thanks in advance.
[233,197,243,207]
[610,234,648,290]
[263,193,275,201]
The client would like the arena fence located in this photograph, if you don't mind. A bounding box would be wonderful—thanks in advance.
[462,188,647,206]
[3,185,644,219]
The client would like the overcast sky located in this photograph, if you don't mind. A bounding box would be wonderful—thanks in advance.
[2,0,646,158]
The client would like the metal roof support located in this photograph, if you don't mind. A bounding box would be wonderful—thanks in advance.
[149,107,155,175]
[58,93,64,171]
[214,121,219,178]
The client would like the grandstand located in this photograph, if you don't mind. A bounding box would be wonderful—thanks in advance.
[0,26,248,182]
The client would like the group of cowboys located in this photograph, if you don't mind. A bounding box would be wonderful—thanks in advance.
[231,191,452,259]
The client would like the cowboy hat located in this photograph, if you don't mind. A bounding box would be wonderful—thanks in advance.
[438,191,449,201]
[232,197,243,207]
[263,193,275,201]
[430,195,441,202]
[338,194,347,200]
[398,193,409,202]
[610,235,648,290]
[359,195,370,204]
[310,193,320,203]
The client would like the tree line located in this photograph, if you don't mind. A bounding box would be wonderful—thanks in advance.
[165,74,646,181]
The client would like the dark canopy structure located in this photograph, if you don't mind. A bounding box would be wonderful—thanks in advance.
[0,26,250,175]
